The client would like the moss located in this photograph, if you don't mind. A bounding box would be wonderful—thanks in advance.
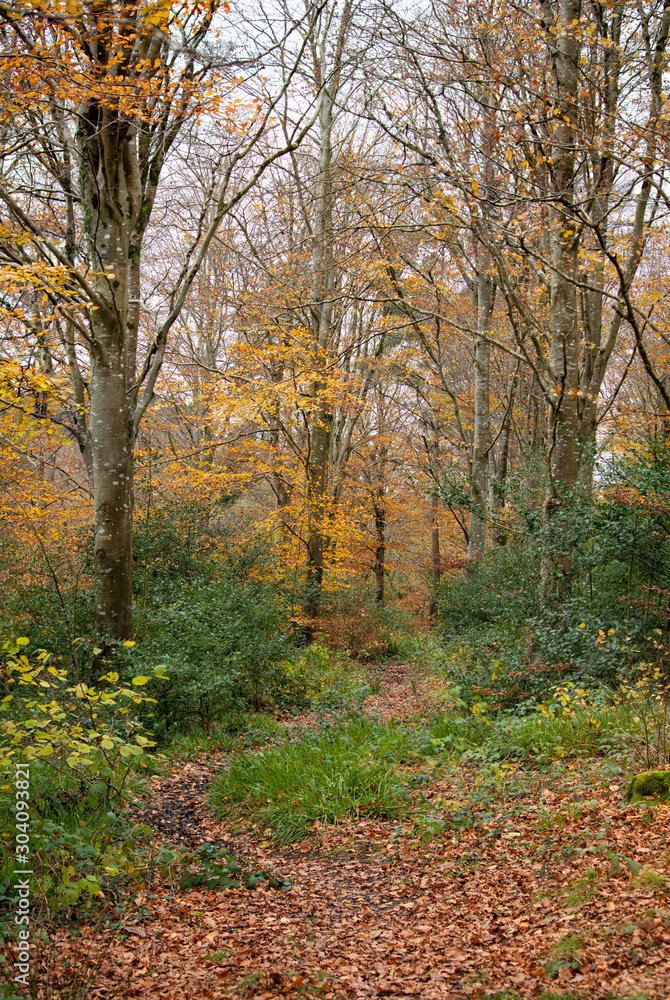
[625,770,670,803]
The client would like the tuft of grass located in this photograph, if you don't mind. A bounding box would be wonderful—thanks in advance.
[207,948,232,963]
[209,717,416,844]
[543,934,583,978]
[168,712,283,759]
[565,869,598,908]
[366,673,383,695]
[635,868,667,891]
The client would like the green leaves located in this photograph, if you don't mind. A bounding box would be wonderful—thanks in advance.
[0,637,170,914]
[0,637,165,776]
[178,843,289,892]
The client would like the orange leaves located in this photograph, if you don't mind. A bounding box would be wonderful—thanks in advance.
[0,1,233,128]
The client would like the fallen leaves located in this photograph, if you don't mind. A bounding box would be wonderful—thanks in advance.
[25,665,670,999]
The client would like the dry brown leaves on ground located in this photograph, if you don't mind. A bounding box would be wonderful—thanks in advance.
[38,666,670,999]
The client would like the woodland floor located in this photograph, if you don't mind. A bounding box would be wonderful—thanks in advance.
[54,665,670,1000]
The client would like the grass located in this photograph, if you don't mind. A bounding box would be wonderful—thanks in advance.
[635,868,667,891]
[204,703,636,847]
[167,712,283,758]
[209,716,417,844]
[420,704,629,767]
[565,869,598,908]
[543,934,583,977]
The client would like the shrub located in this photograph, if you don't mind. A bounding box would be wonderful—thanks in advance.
[135,573,295,732]
[281,644,369,709]
[0,637,165,912]
[419,684,628,766]
[432,445,670,707]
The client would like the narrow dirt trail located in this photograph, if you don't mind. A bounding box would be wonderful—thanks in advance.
[75,663,670,1000]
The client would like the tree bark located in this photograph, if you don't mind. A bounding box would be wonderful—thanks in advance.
[303,3,352,619]
[466,266,493,577]
[491,370,517,545]
[78,96,141,636]
[89,354,134,638]
[541,0,582,594]
[373,496,386,605]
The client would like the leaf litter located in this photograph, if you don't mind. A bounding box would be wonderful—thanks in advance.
[46,665,670,999]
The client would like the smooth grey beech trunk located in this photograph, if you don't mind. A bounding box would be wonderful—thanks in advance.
[304,85,336,620]
[541,0,582,593]
[466,90,497,578]
[78,101,144,638]
[303,2,352,620]
[89,357,134,638]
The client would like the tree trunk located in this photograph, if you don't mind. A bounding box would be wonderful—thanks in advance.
[541,0,582,594]
[466,267,493,577]
[305,403,332,618]
[78,101,141,637]
[303,14,344,619]
[427,437,441,617]
[491,371,517,545]
[429,491,440,618]
[89,351,134,638]
[373,496,386,605]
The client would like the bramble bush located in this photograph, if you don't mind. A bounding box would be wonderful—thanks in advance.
[313,586,404,662]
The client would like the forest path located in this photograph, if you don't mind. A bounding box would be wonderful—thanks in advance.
[80,662,670,1000]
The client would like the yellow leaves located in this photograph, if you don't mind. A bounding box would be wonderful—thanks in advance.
[1,638,162,778]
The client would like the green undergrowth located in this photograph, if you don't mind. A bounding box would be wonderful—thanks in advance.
[209,716,419,844]
[206,701,636,845]
[178,841,290,891]
[423,703,627,766]
[0,637,168,919]
[167,711,284,759]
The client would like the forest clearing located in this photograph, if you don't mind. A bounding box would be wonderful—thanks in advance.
[1,0,670,997]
